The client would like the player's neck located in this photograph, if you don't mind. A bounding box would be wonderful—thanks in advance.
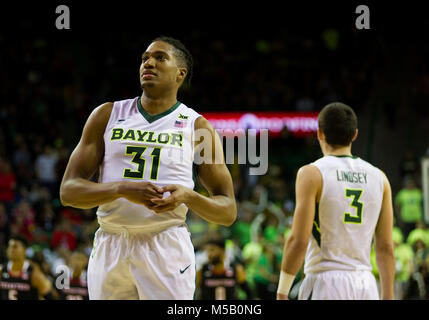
[10,259,25,272]
[140,92,177,115]
[213,262,225,272]
[323,144,352,157]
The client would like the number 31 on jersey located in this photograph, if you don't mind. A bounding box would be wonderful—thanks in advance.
[123,146,161,181]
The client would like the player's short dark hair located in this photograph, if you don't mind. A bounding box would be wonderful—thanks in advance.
[9,234,29,248]
[318,102,358,146]
[151,36,193,86]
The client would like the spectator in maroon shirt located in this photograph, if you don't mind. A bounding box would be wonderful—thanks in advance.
[51,216,78,251]
[0,157,16,214]
[10,200,36,243]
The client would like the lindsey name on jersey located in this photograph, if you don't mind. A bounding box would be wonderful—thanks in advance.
[336,170,368,184]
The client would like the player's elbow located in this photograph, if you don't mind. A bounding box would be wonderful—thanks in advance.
[287,234,309,252]
[59,182,71,207]
[375,240,394,258]
[59,180,79,208]
[222,212,237,227]
[221,204,237,226]
[224,215,236,227]
[60,192,75,208]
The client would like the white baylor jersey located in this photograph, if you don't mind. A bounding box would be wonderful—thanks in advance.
[97,97,201,232]
[304,155,384,274]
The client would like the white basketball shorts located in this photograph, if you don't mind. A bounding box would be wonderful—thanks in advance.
[87,225,196,300]
[298,270,379,300]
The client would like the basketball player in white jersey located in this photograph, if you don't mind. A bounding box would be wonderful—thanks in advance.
[60,36,237,299]
[277,102,395,300]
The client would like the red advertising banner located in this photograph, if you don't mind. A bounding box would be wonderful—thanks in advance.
[200,111,319,137]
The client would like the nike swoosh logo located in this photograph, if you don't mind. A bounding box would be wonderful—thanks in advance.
[180,264,191,274]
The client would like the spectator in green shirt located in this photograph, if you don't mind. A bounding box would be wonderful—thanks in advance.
[253,241,280,299]
[395,178,423,238]
[407,221,429,269]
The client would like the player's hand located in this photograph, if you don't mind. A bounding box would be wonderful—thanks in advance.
[149,184,192,213]
[276,293,289,300]
[120,181,164,206]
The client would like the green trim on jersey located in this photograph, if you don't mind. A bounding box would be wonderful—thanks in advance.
[137,97,181,123]
[192,163,198,188]
[312,203,321,247]
[327,154,359,159]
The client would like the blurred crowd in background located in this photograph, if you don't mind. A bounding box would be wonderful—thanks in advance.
[1,18,429,299]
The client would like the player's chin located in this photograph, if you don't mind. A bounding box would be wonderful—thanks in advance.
[141,80,156,89]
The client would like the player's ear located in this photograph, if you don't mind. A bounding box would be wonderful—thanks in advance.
[351,128,358,142]
[317,128,324,142]
[177,67,187,84]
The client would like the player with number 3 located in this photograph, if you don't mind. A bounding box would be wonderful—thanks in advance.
[277,103,395,300]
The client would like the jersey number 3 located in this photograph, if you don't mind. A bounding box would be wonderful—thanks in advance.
[343,189,363,224]
[123,146,161,180]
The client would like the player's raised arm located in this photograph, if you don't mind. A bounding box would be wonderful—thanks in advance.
[150,116,237,226]
[60,102,163,209]
[277,164,321,299]
[374,171,395,300]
